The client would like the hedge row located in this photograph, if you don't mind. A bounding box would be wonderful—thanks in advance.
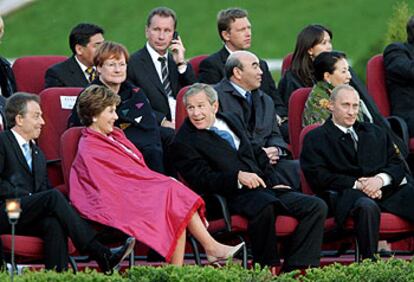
[1,258,414,281]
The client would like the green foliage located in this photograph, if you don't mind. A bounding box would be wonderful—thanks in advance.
[2,259,414,281]
[384,1,413,46]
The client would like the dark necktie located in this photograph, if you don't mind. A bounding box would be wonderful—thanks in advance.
[210,127,236,149]
[86,67,96,83]
[158,57,173,97]
[347,129,358,151]
[245,91,252,106]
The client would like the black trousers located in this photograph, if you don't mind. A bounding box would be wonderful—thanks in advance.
[350,197,381,259]
[247,190,327,268]
[0,189,97,271]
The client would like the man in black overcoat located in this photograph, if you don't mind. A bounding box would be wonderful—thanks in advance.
[301,84,414,259]
[172,83,327,272]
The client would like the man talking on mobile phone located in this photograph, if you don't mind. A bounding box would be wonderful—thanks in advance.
[128,6,196,131]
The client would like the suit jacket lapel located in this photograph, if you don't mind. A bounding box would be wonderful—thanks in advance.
[219,47,230,65]
[68,56,89,86]
[142,48,166,95]
[167,53,179,97]
[5,131,32,173]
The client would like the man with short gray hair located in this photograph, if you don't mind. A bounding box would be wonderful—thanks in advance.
[172,83,327,272]
[301,84,414,260]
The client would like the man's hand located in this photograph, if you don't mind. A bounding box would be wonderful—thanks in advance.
[262,146,279,165]
[238,171,266,189]
[170,35,186,65]
[357,176,383,199]
[161,119,175,129]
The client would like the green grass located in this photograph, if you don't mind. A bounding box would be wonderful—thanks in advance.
[1,0,413,79]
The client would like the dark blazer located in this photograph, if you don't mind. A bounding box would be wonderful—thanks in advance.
[127,46,196,123]
[215,79,288,151]
[0,130,50,201]
[0,96,6,129]
[171,112,284,217]
[0,56,16,97]
[198,47,287,117]
[300,118,414,226]
[44,56,89,88]
[68,79,165,173]
[383,42,414,131]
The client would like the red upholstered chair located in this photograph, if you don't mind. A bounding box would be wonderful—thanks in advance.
[189,55,208,79]
[299,124,414,261]
[12,55,67,94]
[281,53,293,76]
[288,87,312,159]
[1,235,77,271]
[366,54,414,153]
[175,85,191,131]
[38,87,82,194]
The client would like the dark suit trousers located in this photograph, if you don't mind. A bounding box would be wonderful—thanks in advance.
[271,190,327,268]
[0,189,96,271]
[349,197,381,259]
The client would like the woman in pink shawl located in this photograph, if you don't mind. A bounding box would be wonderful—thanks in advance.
[69,85,244,265]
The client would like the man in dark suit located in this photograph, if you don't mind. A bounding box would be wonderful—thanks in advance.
[216,50,300,190]
[44,23,104,88]
[127,7,196,129]
[0,93,135,272]
[0,16,16,98]
[172,83,327,272]
[383,16,414,137]
[301,84,414,259]
[198,8,287,125]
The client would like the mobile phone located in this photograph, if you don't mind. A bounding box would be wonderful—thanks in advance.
[173,31,179,40]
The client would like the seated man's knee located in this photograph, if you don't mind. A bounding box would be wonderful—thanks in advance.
[313,197,328,218]
[355,197,381,216]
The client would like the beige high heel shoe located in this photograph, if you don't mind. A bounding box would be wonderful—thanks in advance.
[206,242,245,264]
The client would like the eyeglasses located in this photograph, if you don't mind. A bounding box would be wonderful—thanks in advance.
[103,62,127,69]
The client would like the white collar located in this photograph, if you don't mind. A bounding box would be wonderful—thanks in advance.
[11,129,32,148]
[333,121,356,135]
[146,42,168,63]
[74,56,90,73]
[229,81,249,98]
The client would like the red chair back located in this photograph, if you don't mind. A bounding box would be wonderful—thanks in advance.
[60,127,83,195]
[288,87,312,159]
[189,55,208,79]
[281,53,293,76]
[38,87,82,191]
[366,54,390,117]
[175,85,191,131]
[12,55,67,94]
[298,124,320,195]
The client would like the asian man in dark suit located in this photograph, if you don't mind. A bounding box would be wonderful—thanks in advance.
[127,7,196,130]
[215,50,300,191]
[198,8,287,131]
[0,93,135,272]
[171,83,327,273]
[44,23,104,88]
[301,84,414,259]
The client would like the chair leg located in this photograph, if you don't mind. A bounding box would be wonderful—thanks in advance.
[236,235,248,269]
[189,235,201,265]
[68,256,78,274]
[128,249,135,268]
[354,237,360,263]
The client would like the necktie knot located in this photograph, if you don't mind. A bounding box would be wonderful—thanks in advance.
[86,67,96,82]
[158,56,167,64]
[210,127,236,149]
[22,143,32,170]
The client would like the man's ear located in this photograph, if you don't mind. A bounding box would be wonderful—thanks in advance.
[213,100,219,114]
[327,101,334,112]
[221,30,230,42]
[75,44,83,56]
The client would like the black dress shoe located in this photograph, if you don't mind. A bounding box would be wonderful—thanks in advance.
[96,237,136,275]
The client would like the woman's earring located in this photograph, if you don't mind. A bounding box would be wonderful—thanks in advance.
[92,118,97,123]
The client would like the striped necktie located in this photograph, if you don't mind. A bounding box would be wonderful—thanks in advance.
[22,143,32,170]
[158,57,173,97]
[86,67,96,83]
